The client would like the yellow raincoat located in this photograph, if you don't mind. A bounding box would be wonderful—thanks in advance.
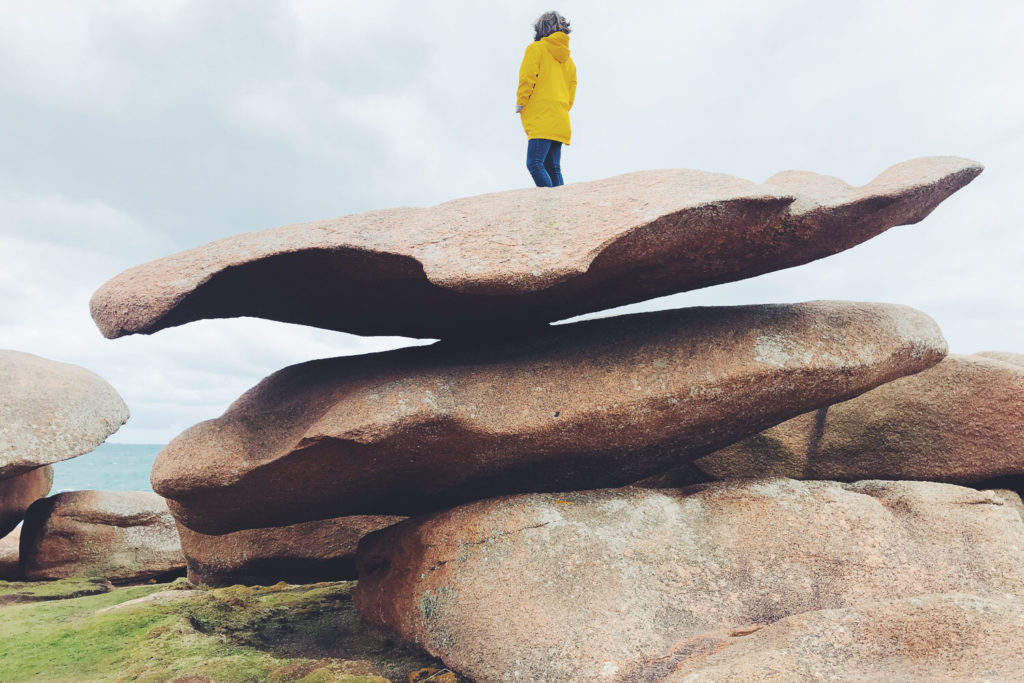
[516,31,577,145]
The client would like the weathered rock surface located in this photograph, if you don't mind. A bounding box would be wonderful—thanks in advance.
[91,157,981,339]
[354,479,1024,683]
[976,350,1024,367]
[177,515,404,586]
[152,301,946,533]
[692,354,1024,483]
[0,523,20,580]
[19,491,185,583]
[992,489,1024,523]
[0,466,53,538]
[660,594,1024,682]
[0,350,129,479]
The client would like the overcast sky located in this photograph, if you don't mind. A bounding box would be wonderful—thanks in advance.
[1,1,1021,443]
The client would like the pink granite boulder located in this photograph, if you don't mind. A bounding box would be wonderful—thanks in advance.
[20,491,185,583]
[659,594,1024,682]
[91,157,981,339]
[153,301,946,533]
[354,479,1024,682]
[0,350,129,479]
[691,354,1024,484]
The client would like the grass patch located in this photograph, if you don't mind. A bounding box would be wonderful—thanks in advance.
[0,576,111,604]
[0,579,451,682]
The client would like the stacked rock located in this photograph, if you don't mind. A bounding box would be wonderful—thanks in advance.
[173,515,405,586]
[0,350,184,583]
[683,352,1024,486]
[0,350,130,579]
[91,157,1024,679]
[20,490,185,583]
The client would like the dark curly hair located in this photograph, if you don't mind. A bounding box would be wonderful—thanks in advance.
[534,11,571,41]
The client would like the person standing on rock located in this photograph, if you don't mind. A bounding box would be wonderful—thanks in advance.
[516,11,577,187]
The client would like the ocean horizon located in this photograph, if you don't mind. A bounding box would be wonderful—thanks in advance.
[50,442,164,494]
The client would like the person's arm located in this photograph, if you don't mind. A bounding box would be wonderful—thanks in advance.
[516,43,541,110]
[568,59,577,110]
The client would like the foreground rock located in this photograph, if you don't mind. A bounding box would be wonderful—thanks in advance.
[153,301,945,533]
[0,466,52,537]
[177,515,404,586]
[354,479,1024,682]
[20,491,185,583]
[691,354,1024,483]
[0,350,129,479]
[660,594,1024,682]
[91,157,980,339]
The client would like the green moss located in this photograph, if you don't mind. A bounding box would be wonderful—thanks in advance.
[0,576,111,603]
[0,579,450,682]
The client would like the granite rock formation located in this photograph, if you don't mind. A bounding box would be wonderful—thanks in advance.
[659,594,1024,682]
[354,480,1024,682]
[690,354,1024,483]
[177,515,404,586]
[83,154,1008,679]
[153,301,945,534]
[0,350,129,479]
[91,157,981,339]
[20,491,185,583]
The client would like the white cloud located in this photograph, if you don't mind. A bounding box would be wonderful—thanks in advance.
[0,192,163,250]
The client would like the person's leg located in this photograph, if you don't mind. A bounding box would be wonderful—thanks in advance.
[544,141,563,186]
[526,138,553,187]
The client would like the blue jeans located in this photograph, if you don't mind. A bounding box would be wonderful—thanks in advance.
[526,138,563,187]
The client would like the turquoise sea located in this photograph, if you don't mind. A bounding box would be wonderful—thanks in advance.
[50,443,164,493]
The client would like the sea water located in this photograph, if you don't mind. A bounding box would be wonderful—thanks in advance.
[50,443,164,493]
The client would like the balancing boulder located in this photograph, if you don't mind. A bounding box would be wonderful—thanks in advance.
[0,349,128,479]
[91,157,981,339]
[153,301,946,534]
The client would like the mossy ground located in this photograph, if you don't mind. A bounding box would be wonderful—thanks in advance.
[0,578,457,682]
[0,576,111,603]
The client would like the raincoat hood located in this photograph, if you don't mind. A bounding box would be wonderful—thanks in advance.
[540,32,571,63]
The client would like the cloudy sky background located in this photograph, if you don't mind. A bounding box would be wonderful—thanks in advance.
[1,0,1021,443]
